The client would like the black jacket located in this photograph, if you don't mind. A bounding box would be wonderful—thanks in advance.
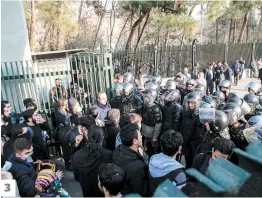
[7,153,37,197]
[71,144,112,197]
[192,152,211,174]
[55,110,72,142]
[112,144,148,196]
[104,121,120,151]
[229,121,248,150]
[110,96,121,109]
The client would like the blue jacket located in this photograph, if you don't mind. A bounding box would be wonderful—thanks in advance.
[149,153,186,190]
[93,101,111,122]
[224,68,233,82]
[7,153,37,197]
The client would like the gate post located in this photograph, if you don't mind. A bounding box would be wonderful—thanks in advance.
[154,45,158,74]
[252,42,256,62]
[192,39,197,76]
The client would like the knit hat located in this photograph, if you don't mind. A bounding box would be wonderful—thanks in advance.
[35,169,58,193]
[68,97,78,114]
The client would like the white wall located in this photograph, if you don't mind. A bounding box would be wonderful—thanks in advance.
[1,0,32,112]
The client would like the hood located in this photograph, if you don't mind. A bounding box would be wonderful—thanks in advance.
[71,148,103,174]
[112,144,142,166]
[149,153,184,178]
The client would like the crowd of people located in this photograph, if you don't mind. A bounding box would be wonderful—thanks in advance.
[1,60,262,197]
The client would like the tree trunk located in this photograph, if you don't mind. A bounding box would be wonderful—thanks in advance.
[216,19,219,44]
[238,12,249,43]
[233,20,236,43]
[40,25,51,51]
[49,24,55,51]
[109,1,115,51]
[125,11,149,53]
[179,34,185,72]
[29,0,36,51]
[133,11,150,54]
[78,1,84,25]
[115,14,131,51]
[228,18,233,43]
[93,0,108,51]
[56,28,61,50]
[246,25,249,43]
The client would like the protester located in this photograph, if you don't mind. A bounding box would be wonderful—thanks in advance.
[183,67,191,83]
[112,123,148,196]
[98,163,124,198]
[196,72,207,88]
[239,57,245,80]
[93,92,111,122]
[223,63,233,83]
[71,125,112,197]
[104,109,120,151]
[49,78,68,108]
[1,100,13,138]
[110,84,123,109]
[192,138,236,174]
[213,62,224,91]
[149,130,186,195]
[232,60,241,86]
[205,64,214,95]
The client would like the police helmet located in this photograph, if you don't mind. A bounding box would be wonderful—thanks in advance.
[113,83,123,93]
[223,102,243,124]
[184,91,202,110]
[122,82,134,95]
[243,93,259,112]
[123,72,134,83]
[152,74,162,85]
[200,97,217,109]
[164,80,176,90]
[142,89,157,105]
[186,79,196,87]
[194,84,206,97]
[219,80,231,89]
[212,91,225,105]
[145,81,159,91]
[256,105,262,115]
[247,82,261,94]
[174,72,184,84]
[164,89,181,104]
[248,115,262,128]
[211,110,230,132]
[227,97,251,115]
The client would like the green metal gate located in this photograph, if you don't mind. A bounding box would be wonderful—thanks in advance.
[1,52,114,114]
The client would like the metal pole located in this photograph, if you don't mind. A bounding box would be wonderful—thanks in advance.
[192,39,197,76]
[200,2,203,45]
[225,44,228,63]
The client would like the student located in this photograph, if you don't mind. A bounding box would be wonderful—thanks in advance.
[5,138,38,197]
[149,130,186,195]
[98,163,124,198]
[93,92,111,122]
[112,123,148,196]
[71,125,112,197]
[192,138,235,174]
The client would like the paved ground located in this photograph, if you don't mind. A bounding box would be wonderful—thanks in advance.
[57,77,259,197]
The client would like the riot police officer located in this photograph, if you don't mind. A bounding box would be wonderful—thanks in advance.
[227,96,251,118]
[243,93,260,120]
[141,90,162,157]
[180,91,202,168]
[181,79,196,105]
[219,80,232,102]
[247,81,261,95]
[110,84,123,109]
[199,97,217,109]
[223,102,248,150]
[119,82,142,127]
[162,89,183,132]
[123,72,134,83]
[212,91,226,110]
[193,84,207,98]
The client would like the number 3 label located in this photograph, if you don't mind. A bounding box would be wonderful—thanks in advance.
[0,180,16,196]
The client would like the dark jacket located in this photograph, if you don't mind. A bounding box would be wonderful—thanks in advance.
[67,127,88,154]
[229,121,248,150]
[70,113,95,127]
[7,153,37,197]
[110,96,121,109]
[259,68,262,80]
[149,153,186,196]
[104,121,120,151]
[224,67,233,82]
[71,144,112,197]
[192,152,211,174]
[55,110,72,142]
[112,144,148,196]
[214,66,223,80]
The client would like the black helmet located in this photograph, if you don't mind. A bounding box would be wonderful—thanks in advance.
[164,80,176,90]
[212,91,225,105]
[186,79,196,87]
[223,102,243,124]
[122,82,134,96]
[142,89,157,105]
[247,81,261,94]
[164,89,181,104]
[123,72,134,83]
[209,110,229,132]
[243,94,259,112]
[194,84,206,97]
[174,72,184,84]
[227,97,251,115]
[248,115,262,128]
[184,91,202,110]
[145,81,159,91]
[200,97,217,109]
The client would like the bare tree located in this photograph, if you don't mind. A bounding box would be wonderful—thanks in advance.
[29,0,36,51]
[238,12,249,43]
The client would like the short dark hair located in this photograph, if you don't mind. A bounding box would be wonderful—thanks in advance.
[99,163,124,196]
[23,109,35,122]
[1,100,9,115]
[120,123,139,147]
[14,138,32,153]
[160,130,183,156]
[88,107,99,119]
[88,125,104,143]
[213,138,236,155]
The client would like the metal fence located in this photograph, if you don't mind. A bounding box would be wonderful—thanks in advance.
[113,42,262,77]
[1,53,114,114]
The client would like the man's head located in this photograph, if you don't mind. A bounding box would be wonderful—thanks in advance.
[77,72,83,80]
[98,163,124,197]
[55,78,62,87]
[107,109,120,125]
[1,101,11,121]
[23,109,36,123]
[210,138,236,163]
[68,98,82,114]
[57,99,68,111]
[98,92,108,106]
[198,72,204,80]
[184,67,188,74]
[14,138,33,160]
[128,113,142,130]
[120,123,142,148]
[160,130,183,157]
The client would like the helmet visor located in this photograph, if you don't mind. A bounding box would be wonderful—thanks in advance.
[199,108,215,124]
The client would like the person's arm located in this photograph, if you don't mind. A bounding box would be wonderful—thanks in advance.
[15,170,37,197]
[129,166,148,197]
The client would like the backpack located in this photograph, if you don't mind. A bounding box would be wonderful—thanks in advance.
[234,63,240,73]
